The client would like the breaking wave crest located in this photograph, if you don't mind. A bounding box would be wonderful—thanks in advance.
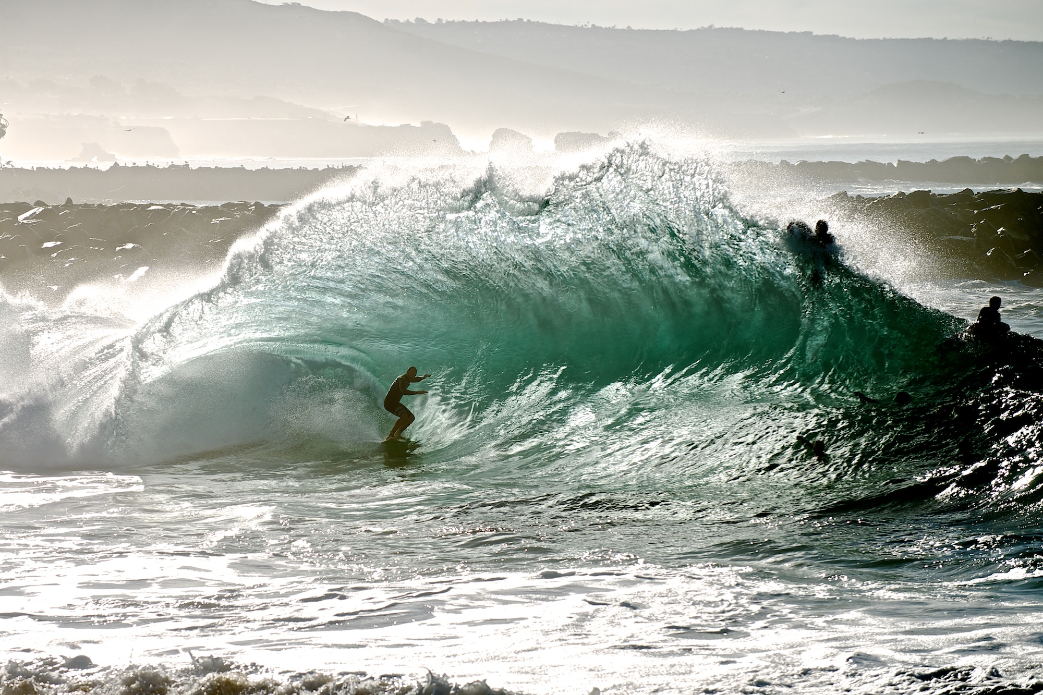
[2,143,1042,517]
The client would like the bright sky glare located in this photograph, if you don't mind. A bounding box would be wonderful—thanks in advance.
[262,0,1043,41]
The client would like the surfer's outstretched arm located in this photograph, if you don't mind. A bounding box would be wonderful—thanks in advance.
[403,373,431,394]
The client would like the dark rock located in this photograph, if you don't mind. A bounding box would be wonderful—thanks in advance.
[554,131,611,152]
[489,128,533,154]
[906,189,933,208]
[1021,269,1043,287]
[62,655,95,670]
[829,188,1043,282]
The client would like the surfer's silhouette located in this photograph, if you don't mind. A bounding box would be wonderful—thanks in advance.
[969,296,1010,341]
[383,366,430,441]
[786,219,837,285]
[786,219,834,249]
[796,434,829,462]
[811,220,834,248]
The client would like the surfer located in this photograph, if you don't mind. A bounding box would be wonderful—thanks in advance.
[786,219,837,285]
[811,220,835,248]
[786,219,834,249]
[383,366,430,441]
[796,434,829,462]
[970,296,1010,340]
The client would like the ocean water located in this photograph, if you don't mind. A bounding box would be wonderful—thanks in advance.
[2,143,1043,695]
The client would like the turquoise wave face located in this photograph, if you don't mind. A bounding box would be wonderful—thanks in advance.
[132,144,957,391]
[2,144,1041,519]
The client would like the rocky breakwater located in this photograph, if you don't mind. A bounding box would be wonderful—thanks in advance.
[0,200,284,299]
[829,188,1043,285]
[752,155,1043,186]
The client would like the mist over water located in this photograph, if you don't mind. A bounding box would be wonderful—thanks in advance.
[2,143,1043,694]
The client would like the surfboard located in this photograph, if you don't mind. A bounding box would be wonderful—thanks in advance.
[381,438,419,453]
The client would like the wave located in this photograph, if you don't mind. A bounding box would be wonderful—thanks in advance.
[1,143,1041,516]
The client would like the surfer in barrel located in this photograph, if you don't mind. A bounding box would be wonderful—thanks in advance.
[383,366,431,441]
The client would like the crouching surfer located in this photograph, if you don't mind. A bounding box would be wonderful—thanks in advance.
[384,366,431,442]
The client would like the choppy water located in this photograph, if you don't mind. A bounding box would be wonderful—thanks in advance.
[2,143,1042,695]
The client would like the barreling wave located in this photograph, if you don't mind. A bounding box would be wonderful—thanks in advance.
[1,143,1041,516]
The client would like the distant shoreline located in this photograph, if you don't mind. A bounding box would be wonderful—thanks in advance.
[2,155,1041,204]
[0,164,359,206]
[725,154,1043,187]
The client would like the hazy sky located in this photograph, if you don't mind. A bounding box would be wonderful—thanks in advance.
[266,0,1043,41]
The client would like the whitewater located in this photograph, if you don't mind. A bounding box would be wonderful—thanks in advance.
[1,143,1042,695]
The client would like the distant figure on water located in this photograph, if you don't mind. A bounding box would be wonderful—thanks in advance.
[796,434,829,462]
[786,219,835,249]
[812,220,834,248]
[786,218,837,285]
[383,366,430,441]
[969,296,1010,341]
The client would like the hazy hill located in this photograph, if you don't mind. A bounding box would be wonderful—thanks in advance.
[2,0,1042,161]
[0,76,332,120]
[790,81,1043,137]
[0,75,468,161]
[1,0,741,136]
[389,19,1043,137]
[389,19,1043,98]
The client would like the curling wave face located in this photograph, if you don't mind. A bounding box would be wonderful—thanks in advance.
[2,144,1043,516]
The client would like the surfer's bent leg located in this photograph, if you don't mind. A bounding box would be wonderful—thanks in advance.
[386,403,415,440]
